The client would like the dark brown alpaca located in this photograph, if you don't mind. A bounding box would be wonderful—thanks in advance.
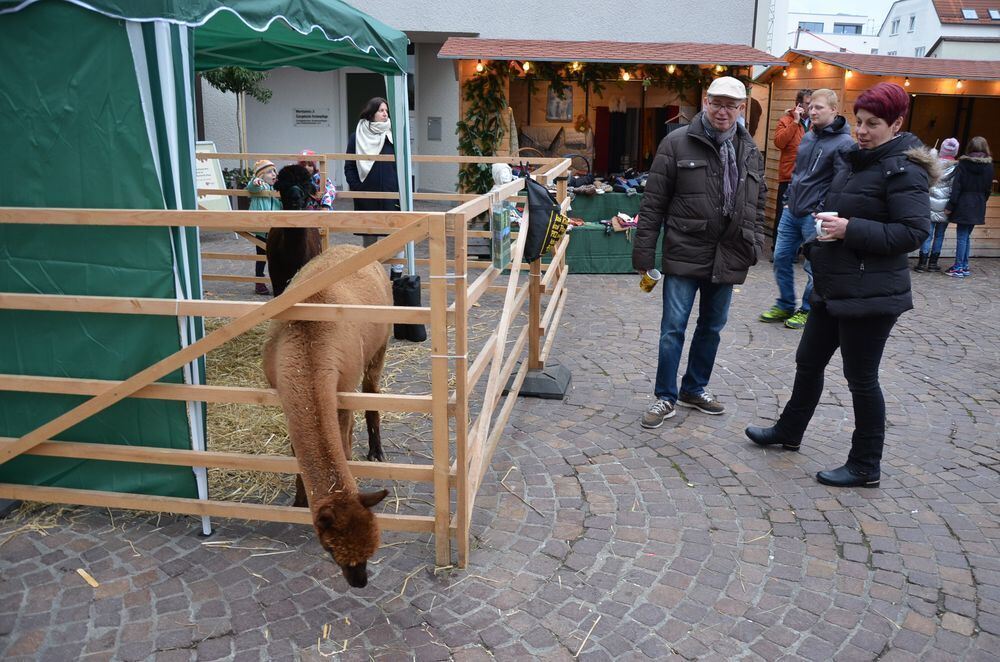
[267,164,322,296]
[263,244,393,588]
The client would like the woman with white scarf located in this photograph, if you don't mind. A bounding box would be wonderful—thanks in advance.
[345,97,400,253]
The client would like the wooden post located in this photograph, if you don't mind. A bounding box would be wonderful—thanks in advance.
[448,209,470,567]
[428,213,452,567]
[528,257,543,371]
[319,156,330,251]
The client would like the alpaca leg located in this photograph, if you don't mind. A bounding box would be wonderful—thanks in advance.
[293,475,308,508]
[363,343,388,462]
[338,409,354,460]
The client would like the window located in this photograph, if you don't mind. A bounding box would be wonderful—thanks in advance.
[871,48,880,54]
[962,9,979,19]
[887,50,898,55]
[914,46,926,56]
[890,18,900,34]
[834,23,863,34]
[990,9,1000,20]
[908,15,916,31]
[798,21,824,32]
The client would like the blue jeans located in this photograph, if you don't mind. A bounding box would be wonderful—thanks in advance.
[654,275,733,403]
[953,224,973,269]
[772,208,814,313]
[920,223,947,255]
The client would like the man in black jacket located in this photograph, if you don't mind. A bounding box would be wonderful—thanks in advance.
[632,77,767,429]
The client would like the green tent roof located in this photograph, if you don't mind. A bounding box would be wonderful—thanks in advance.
[0,0,409,74]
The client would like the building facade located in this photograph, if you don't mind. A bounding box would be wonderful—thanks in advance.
[200,0,769,192]
[878,0,1000,58]
[775,11,882,55]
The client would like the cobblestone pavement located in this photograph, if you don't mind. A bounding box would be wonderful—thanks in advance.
[1,250,998,661]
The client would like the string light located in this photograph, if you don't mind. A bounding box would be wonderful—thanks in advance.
[622,70,631,81]
[782,69,788,77]
[904,76,910,87]
[845,69,853,79]
[570,61,581,72]
[667,64,676,74]
[715,64,725,73]
[522,61,531,72]
[475,59,484,73]
[956,79,964,89]
[806,59,813,70]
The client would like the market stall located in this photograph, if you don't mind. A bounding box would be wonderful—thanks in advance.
[756,50,1000,256]
[439,38,784,272]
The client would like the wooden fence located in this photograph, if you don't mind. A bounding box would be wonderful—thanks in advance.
[0,154,572,568]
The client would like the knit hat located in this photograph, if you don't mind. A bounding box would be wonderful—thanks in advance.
[298,149,319,172]
[253,159,276,177]
[939,138,960,159]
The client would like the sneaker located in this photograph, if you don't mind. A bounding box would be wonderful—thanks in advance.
[677,391,726,415]
[945,265,961,275]
[759,305,793,323]
[961,268,971,277]
[254,283,270,295]
[640,399,676,429]
[947,269,967,279]
[784,309,809,329]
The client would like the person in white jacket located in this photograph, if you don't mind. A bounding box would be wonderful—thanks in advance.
[915,137,959,272]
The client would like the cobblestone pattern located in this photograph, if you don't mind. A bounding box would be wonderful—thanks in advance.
[1,253,998,661]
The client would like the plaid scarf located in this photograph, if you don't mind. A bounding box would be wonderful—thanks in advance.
[700,113,739,217]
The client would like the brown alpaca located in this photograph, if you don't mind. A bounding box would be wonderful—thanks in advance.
[263,244,392,588]
[267,164,322,296]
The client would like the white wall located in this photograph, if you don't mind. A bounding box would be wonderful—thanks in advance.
[878,0,941,56]
[199,81,239,168]
[345,0,756,44]
[776,12,880,55]
[243,69,344,185]
[931,38,1000,59]
[415,44,460,193]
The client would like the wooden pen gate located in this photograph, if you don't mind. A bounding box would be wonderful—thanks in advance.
[0,154,571,567]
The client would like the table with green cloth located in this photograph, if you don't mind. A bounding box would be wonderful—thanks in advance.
[547,222,662,274]
[568,191,642,223]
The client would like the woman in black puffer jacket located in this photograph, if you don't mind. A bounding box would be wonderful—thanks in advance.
[944,136,994,277]
[746,83,933,488]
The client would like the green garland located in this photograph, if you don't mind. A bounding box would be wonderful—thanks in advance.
[456,61,509,194]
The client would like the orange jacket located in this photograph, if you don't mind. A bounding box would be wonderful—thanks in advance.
[773,112,806,183]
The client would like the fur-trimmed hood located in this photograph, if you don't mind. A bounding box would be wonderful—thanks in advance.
[903,145,943,187]
[960,154,993,164]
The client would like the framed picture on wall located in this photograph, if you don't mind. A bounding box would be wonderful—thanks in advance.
[546,85,573,122]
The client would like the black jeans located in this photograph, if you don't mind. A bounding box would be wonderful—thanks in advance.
[255,244,267,278]
[774,302,898,474]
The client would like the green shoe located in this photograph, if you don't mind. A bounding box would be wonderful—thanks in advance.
[759,305,793,323]
[784,309,809,329]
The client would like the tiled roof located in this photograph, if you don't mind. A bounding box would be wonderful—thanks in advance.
[932,0,1000,24]
[437,37,787,67]
[756,49,1000,82]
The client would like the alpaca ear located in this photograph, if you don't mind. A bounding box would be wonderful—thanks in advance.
[359,489,389,509]
[315,503,338,531]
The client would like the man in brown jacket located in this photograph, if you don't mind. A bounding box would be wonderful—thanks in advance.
[771,90,812,242]
[632,77,767,429]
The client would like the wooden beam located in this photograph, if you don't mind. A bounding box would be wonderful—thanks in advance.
[0,217,429,465]
[428,214,452,567]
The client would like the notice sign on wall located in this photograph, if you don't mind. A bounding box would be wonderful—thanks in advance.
[294,108,330,127]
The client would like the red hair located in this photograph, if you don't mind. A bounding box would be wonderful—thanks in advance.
[854,83,909,126]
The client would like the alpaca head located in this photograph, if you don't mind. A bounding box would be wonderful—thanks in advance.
[312,488,389,588]
[274,164,317,211]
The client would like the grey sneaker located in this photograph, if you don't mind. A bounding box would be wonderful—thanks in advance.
[640,399,676,429]
[677,391,725,415]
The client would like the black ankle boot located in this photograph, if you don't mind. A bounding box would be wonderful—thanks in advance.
[745,425,801,451]
[914,253,928,272]
[816,465,880,488]
[927,253,941,272]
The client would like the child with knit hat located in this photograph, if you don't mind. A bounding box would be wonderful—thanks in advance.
[916,138,960,272]
[246,159,282,294]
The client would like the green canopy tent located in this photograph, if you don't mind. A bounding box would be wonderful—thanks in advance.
[0,0,413,529]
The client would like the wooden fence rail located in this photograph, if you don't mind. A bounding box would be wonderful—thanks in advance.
[0,153,572,568]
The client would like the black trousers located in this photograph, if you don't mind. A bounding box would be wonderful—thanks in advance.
[774,302,898,474]
[255,244,267,278]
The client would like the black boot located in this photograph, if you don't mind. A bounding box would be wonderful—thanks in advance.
[745,426,801,451]
[816,465,880,488]
[392,275,427,342]
[914,253,928,272]
[927,253,941,272]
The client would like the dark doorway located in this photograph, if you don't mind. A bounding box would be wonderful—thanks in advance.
[346,73,387,128]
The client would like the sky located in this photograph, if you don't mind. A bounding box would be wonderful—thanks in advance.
[789,0,898,25]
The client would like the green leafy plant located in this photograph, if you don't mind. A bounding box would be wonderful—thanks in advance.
[222,167,254,190]
[456,61,509,194]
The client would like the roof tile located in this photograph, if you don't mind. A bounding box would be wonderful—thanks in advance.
[774,49,1000,81]
[932,0,1000,24]
[438,38,786,67]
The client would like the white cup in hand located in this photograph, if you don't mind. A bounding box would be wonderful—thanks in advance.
[815,212,838,242]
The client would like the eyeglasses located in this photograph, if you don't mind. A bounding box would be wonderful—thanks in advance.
[707,100,743,113]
